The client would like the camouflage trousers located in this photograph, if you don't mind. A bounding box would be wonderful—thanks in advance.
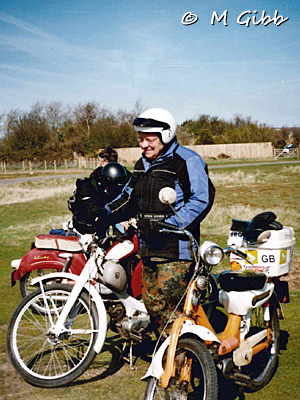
[142,257,192,334]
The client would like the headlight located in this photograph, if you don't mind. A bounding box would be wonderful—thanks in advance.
[200,241,224,266]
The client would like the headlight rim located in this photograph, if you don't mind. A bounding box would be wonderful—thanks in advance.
[201,243,224,266]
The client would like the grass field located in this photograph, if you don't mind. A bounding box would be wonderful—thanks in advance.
[0,162,299,400]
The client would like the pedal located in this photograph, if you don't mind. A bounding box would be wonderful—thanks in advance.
[230,372,251,386]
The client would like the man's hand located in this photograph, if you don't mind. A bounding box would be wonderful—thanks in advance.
[95,208,111,237]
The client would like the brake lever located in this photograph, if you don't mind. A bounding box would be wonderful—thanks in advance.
[223,246,254,266]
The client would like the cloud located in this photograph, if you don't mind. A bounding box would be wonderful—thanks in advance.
[0,12,123,66]
[0,13,56,41]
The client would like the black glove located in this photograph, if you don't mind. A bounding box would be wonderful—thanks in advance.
[95,208,111,237]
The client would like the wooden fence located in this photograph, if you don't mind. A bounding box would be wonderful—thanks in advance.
[115,142,274,164]
[1,142,298,174]
[273,148,299,158]
[0,158,98,174]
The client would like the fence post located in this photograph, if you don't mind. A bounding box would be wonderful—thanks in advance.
[54,160,57,171]
[29,161,32,174]
[3,162,6,174]
[22,161,25,171]
[44,160,47,170]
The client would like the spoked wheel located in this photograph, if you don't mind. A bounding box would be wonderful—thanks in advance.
[20,269,60,298]
[7,284,99,388]
[241,300,280,392]
[144,338,218,400]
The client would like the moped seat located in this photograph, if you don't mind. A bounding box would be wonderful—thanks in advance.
[219,270,267,292]
[35,234,82,252]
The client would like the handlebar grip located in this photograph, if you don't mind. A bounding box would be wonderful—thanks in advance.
[157,221,179,231]
[235,249,248,259]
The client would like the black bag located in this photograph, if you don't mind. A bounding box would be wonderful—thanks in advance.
[68,176,102,234]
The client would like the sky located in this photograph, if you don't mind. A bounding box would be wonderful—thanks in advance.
[0,0,299,127]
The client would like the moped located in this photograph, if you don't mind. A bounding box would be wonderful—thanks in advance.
[143,188,295,400]
[11,223,142,300]
[7,228,148,388]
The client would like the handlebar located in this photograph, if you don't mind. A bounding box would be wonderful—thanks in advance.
[157,221,182,231]
[157,221,190,238]
[223,246,253,265]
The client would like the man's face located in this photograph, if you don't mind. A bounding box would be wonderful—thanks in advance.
[139,133,164,161]
[99,158,108,167]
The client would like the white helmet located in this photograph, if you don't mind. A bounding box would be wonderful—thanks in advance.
[132,108,177,144]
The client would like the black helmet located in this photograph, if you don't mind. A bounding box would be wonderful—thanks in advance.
[101,162,127,186]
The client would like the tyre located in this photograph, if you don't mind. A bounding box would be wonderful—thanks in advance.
[241,300,280,392]
[20,268,60,298]
[7,284,99,388]
[144,338,218,400]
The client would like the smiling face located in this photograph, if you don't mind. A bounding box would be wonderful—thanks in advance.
[139,133,164,161]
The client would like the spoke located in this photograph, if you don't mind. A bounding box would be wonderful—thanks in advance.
[156,384,164,400]
[16,332,45,342]
[61,343,78,370]
[16,335,46,355]
[52,346,67,375]
[21,309,47,332]
[59,341,89,360]
[30,340,49,373]
[49,293,65,319]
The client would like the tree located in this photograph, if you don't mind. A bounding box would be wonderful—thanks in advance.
[1,106,52,160]
[74,102,98,139]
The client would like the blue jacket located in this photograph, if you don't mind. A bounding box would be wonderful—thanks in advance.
[106,140,214,260]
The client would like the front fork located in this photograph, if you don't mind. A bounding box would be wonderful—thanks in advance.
[159,281,216,389]
[39,258,98,336]
[159,316,190,388]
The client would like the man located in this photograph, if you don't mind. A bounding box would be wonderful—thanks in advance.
[90,146,119,181]
[68,147,129,234]
[101,108,215,333]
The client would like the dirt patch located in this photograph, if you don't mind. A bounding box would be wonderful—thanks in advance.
[282,258,300,291]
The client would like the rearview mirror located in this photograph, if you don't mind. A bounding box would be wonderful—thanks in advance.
[158,187,177,205]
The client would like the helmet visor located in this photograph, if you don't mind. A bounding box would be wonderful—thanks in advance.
[132,117,170,130]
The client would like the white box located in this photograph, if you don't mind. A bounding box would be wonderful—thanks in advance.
[228,227,295,277]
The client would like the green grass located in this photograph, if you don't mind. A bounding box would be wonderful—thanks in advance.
[0,164,299,400]
[206,157,300,166]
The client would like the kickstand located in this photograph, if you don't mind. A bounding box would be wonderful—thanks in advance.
[122,340,137,371]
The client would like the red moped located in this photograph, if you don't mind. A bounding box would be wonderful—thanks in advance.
[11,226,142,299]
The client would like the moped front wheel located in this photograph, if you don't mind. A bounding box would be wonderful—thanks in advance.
[144,338,218,400]
[7,284,99,388]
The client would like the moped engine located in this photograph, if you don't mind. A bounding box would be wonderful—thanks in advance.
[106,301,150,341]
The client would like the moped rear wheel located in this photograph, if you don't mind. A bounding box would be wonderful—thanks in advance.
[20,269,60,298]
[144,338,218,400]
[241,301,280,392]
[7,284,99,388]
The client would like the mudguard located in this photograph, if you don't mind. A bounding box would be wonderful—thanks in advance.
[11,247,86,284]
[30,272,107,354]
[142,321,220,381]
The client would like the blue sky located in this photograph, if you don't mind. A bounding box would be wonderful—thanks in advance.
[0,0,299,127]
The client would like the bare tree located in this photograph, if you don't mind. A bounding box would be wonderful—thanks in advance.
[74,102,98,138]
